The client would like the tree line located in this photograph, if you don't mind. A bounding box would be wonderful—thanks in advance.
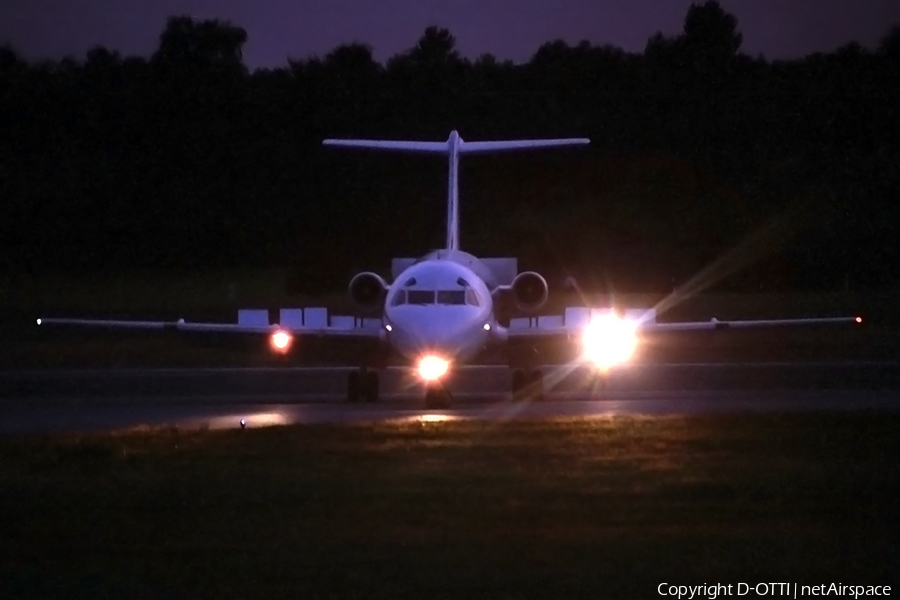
[1,1,899,293]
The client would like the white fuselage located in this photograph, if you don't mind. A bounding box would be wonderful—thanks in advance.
[383,258,495,365]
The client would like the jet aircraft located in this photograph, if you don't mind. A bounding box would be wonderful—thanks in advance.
[38,131,861,407]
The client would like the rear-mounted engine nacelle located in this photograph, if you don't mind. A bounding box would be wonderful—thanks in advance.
[512,271,549,312]
[348,272,388,310]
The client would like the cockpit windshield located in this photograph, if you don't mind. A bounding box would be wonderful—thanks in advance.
[437,290,466,305]
[390,290,406,306]
[465,288,480,307]
[393,288,481,306]
[407,290,436,304]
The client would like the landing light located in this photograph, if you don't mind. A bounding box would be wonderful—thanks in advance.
[36,318,42,326]
[270,330,292,354]
[483,323,491,331]
[582,315,638,371]
[855,316,863,324]
[417,355,450,381]
[385,324,393,332]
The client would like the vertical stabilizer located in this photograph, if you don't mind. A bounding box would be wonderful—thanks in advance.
[323,131,590,251]
[446,131,460,250]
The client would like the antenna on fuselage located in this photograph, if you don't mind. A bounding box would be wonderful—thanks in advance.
[323,131,590,251]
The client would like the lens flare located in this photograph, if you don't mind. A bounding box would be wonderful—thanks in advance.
[582,315,637,370]
[417,355,450,381]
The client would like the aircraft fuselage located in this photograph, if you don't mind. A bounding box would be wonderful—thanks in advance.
[383,252,497,365]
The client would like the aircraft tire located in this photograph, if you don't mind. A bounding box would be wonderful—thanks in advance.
[364,371,379,403]
[424,385,450,409]
[511,369,526,397]
[528,369,544,402]
[347,371,361,403]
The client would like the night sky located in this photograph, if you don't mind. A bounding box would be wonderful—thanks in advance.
[2,0,899,69]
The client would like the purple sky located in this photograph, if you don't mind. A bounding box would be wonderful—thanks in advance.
[2,0,899,69]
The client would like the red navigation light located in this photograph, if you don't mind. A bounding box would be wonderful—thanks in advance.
[270,330,293,354]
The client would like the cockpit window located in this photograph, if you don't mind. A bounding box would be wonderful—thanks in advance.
[390,290,406,306]
[395,288,476,306]
[465,288,480,307]
[407,290,435,304]
[437,290,466,305]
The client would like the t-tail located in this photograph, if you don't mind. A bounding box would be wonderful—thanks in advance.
[323,131,590,251]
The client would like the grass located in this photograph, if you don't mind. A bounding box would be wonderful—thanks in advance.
[1,413,898,599]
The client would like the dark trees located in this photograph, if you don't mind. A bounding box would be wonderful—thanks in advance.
[682,0,743,64]
[153,15,248,74]
[1,9,898,292]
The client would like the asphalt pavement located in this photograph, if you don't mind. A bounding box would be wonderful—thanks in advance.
[1,361,898,434]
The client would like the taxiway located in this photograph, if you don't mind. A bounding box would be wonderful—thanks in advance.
[1,362,897,434]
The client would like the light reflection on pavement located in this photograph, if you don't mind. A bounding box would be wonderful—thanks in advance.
[1,363,898,434]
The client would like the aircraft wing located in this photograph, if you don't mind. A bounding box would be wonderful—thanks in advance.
[503,310,861,369]
[36,308,384,340]
[505,308,860,335]
[637,316,861,332]
[501,311,567,336]
[37,317,380,337]
[503,314,860,340]
[505,325,571,340]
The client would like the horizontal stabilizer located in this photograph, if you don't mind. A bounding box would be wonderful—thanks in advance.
[324,130,590,251]
[459,138,589,153]
[322,139,449,153]
[323,136,589,154]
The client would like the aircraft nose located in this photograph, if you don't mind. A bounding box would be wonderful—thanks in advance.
[413,319,466,348]
[393,310,483,357]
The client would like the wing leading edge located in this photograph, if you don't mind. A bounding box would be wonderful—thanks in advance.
[638,316,861,332]
[504,310,861,341]
[36,316,383,340]
[504,311,861,370]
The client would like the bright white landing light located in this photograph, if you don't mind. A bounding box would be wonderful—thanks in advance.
[269,330,292,353]
[582,315,638,370]
[417,355,450,381]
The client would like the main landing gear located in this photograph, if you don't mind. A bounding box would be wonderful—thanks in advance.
[347,368,379,403]
[424,384,451,410]
[510,368,544,401]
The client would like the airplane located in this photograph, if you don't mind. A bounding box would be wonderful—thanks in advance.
[37,130,862,408]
